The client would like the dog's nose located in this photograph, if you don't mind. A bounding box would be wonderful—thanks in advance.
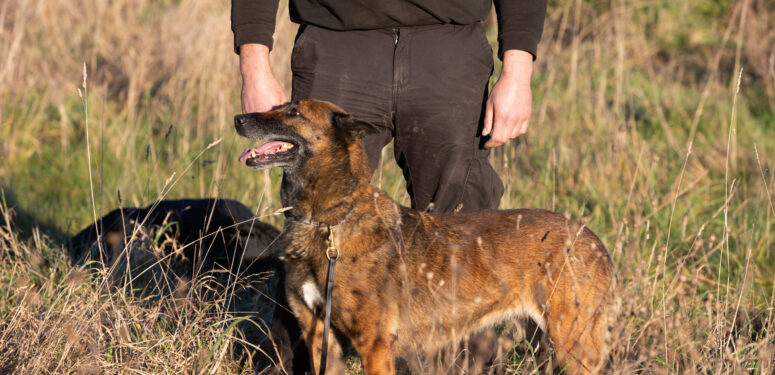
[234,114,248,129]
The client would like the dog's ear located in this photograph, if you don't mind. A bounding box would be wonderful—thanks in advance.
[332,112,379,143]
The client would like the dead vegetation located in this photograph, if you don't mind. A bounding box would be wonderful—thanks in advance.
[1,0,774,373]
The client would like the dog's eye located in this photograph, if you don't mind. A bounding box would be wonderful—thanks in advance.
[288,108,301,117]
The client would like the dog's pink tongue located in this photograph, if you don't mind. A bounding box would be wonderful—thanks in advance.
[238,148,254,162]
[238,141,292,162]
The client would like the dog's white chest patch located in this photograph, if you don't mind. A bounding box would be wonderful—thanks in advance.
[301,280,324,310]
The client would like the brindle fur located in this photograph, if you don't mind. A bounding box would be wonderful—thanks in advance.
[234,100,617,375]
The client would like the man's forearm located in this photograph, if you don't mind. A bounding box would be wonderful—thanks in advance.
[231,0,279,53]
[493,0,547,59]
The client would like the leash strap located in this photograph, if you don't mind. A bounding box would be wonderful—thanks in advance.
[319,226,339,375]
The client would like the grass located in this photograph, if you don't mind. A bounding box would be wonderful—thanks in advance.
[1,0,775,373]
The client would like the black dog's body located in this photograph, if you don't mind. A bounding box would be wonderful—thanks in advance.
[69,198,279,275]
[70,199,292,370]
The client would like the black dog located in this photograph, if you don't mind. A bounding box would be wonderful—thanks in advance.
[69,198,301,371]
[69,198,279,275]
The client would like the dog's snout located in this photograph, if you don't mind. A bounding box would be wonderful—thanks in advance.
[234,115,248,129]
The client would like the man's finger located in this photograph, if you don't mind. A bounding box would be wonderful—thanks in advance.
[509,123,521,139]
[485,115,508,148]
[485,138,505,148]
[482,99,494,136]
[519,120,529,136]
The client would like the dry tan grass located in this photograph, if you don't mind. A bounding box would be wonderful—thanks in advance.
[0,202,286,374]
[1,0,774,373]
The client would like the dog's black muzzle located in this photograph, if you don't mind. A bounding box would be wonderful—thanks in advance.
[234,114,251,136]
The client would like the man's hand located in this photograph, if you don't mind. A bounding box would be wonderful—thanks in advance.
[482,50,534,148]
[240,43,287,113]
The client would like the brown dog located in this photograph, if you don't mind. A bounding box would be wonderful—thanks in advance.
[234,100,617,374]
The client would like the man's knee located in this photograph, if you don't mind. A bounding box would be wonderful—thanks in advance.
[405,149,503,214]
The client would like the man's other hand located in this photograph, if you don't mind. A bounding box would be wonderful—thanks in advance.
[240,44,287,113]
[482,49,534,148]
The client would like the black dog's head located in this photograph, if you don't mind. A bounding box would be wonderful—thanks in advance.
[234,100,373,172]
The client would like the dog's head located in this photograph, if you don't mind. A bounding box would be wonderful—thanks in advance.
[234,99,373,177]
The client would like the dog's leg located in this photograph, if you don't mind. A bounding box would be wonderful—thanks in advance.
[546,293,612,374]
[288,296,346,374]
[353,334,396,375]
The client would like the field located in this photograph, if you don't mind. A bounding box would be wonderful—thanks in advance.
[1,0,775,373]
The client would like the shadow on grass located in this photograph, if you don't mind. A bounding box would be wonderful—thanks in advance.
[0,185,66,243]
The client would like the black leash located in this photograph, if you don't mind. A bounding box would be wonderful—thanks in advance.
[319,225,339,375]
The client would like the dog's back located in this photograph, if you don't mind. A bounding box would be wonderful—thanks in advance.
[369,206,615,372]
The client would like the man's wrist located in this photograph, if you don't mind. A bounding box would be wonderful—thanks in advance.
[240,43,273,79]
[499,49,533,86]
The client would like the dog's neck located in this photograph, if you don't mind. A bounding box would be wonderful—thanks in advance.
[281,140,373,226]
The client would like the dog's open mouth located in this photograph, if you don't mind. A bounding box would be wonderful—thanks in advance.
[238,140,297,167]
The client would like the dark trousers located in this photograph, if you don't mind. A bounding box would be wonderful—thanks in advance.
[292,22,504,213]
[268,23,504,374]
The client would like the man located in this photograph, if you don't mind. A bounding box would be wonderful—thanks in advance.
[233,0,545,214]
[232,0,545,371]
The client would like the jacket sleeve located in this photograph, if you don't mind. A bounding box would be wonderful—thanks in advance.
[493,0,547,60]
[231,0,280,54]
